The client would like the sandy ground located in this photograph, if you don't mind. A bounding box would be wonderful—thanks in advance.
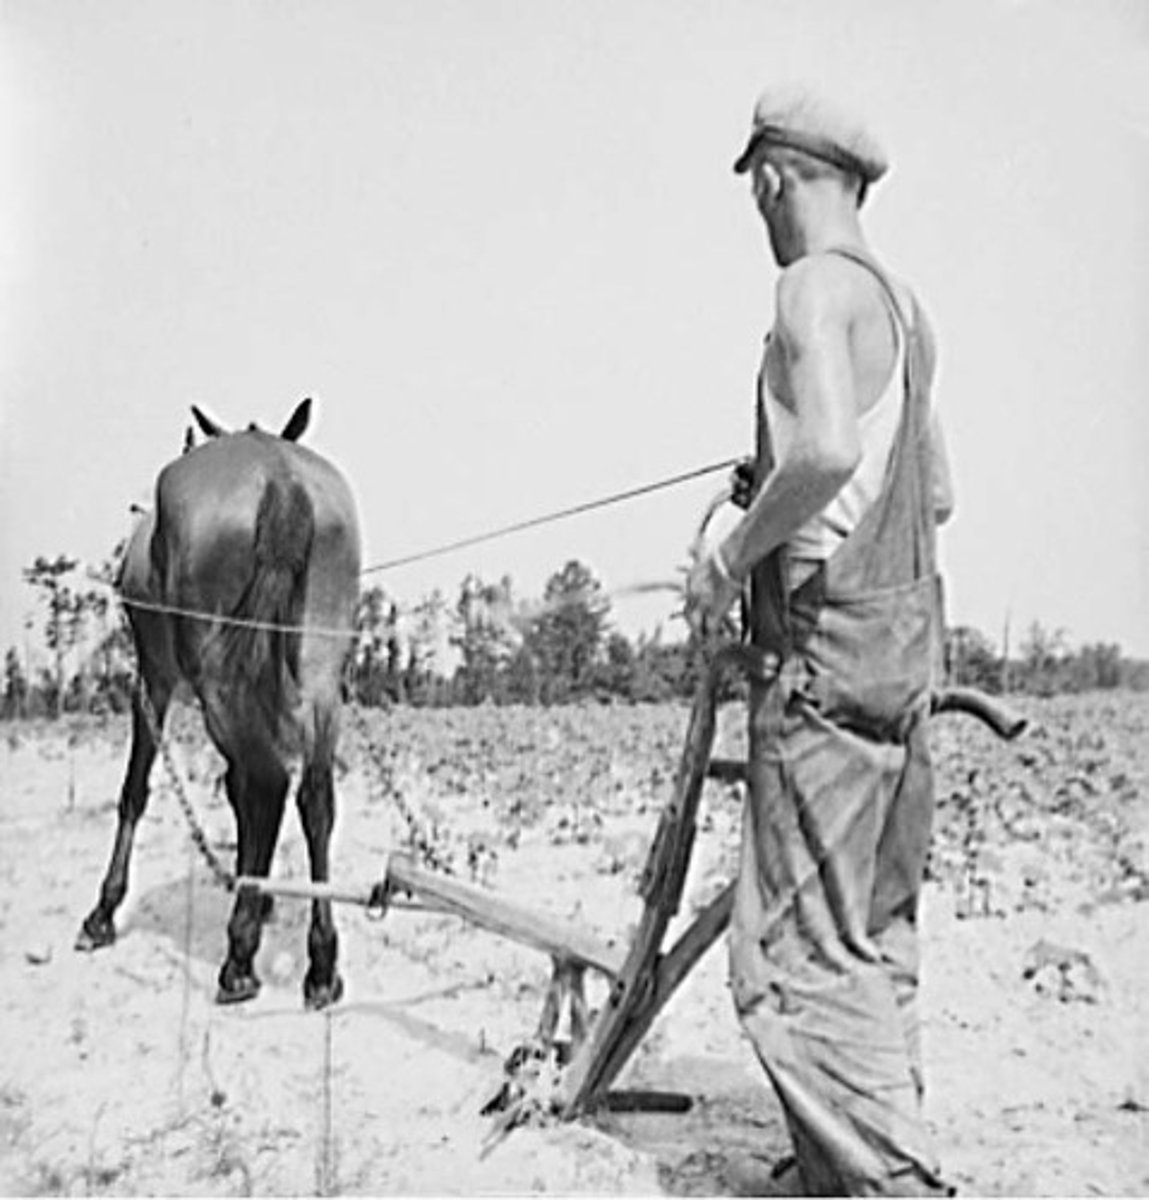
[0,693,1146,1196]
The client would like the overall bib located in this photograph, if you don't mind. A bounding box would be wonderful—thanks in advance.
[729,248,950,1196]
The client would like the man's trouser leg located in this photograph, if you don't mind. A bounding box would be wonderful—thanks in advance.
[870,715,937,1104]
[728,686,948,1196]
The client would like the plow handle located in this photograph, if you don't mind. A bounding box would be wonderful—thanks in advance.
[930,686,1027,740]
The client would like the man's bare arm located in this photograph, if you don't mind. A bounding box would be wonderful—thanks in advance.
[720,259,861,578]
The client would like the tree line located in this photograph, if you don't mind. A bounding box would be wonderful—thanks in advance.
[4,549,1147,720]
[943,622,1147,697]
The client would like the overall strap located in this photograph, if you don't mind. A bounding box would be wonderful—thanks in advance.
[822,243,921,454]
[823,243,924,441]
[808,246,935,594]
[823,244,915,342]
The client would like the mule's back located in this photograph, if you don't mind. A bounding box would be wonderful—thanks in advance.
[155,433,356,600]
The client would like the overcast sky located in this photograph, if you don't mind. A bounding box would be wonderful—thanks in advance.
[2,0,1147,664]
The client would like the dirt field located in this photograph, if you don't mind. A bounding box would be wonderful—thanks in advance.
[1,692,1146,1196]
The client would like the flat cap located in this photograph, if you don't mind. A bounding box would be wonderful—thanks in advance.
[733,83,889,185]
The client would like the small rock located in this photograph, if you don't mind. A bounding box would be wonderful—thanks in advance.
[1022,938,1106,1004]
[270,951,295,982]
[24,945,52,966]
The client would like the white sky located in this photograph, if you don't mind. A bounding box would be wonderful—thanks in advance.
[2,0,1148,660]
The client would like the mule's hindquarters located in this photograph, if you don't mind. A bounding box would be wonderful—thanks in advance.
[208,467,359,1010]
[216,662,352,1011]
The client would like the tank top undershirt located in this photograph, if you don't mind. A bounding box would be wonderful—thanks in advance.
[759,293,907,568]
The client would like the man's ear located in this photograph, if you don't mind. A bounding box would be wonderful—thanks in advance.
[755,160,783,204]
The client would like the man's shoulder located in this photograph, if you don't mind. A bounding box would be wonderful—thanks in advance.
[773,253,864,337]
[778,251,929,335]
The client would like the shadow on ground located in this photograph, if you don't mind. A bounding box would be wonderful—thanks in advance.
[589,1056,791,1196]
[125,867,312,970]
[116,872,796,1195]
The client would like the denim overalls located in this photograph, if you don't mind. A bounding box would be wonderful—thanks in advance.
[730,247,951,1196]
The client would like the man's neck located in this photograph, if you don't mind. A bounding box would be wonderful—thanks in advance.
[771,188,867,266]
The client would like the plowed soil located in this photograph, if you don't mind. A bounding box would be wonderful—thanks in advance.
[1,692,1146,1195]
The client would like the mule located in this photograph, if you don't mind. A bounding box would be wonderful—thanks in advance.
[76,399,361,1010]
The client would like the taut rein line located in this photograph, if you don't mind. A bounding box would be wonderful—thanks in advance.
[359,457,741,576]
[108,455,739,638]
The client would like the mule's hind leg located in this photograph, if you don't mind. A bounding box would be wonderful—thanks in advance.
[76,677,172,951]
[297,758,342,1010]
[217,758,288,1004]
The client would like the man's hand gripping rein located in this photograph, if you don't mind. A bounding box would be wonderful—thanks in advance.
[682,457,754,643]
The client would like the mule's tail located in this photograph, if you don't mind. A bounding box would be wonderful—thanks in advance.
[222,476,315,747]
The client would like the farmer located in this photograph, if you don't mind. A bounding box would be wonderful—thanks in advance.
[684,84,956,1196]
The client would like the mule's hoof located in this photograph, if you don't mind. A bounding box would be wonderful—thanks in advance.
[303,970,344,1011]
[75,912,116,952]
[216,963,261,1005]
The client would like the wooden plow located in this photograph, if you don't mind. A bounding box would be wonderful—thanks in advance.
[237,643,1027,1141]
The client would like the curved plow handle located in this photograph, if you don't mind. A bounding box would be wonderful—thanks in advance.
[931,687,1028,740]
[694,484,735,545]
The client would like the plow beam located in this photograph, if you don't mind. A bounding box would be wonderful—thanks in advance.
[385,852,627,979]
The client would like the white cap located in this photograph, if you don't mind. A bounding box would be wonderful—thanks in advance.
[733,83,889,187]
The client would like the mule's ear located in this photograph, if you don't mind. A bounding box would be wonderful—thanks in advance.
[183,425,196,453]
[280,397,312,442]
[191,404,227,438]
